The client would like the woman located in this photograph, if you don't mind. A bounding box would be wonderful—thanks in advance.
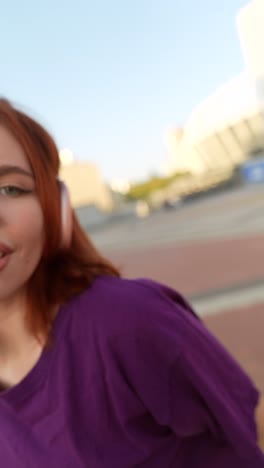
[0,97,262,467]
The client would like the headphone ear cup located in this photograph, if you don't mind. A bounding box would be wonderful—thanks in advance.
[58,180,73,249]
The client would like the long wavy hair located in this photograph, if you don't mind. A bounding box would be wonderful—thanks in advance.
[0,98,119,340]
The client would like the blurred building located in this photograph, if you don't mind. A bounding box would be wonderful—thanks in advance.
[166,0,264,175]
[59,151,113,212]
[237,0,264,80]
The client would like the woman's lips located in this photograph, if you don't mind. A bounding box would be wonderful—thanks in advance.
[0,244,13,271]
[0,253,11,271]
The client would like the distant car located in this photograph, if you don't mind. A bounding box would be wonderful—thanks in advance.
[162,198,182,210]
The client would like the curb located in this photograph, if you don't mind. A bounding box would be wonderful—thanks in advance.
[188,278,264,316]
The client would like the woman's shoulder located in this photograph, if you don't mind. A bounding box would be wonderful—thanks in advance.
[62,275,198,351]
[73,275,195,320]
[78,275,196,310]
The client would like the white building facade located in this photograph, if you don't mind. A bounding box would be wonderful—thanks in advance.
[166,0,264,175]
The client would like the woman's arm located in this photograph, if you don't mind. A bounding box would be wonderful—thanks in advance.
[109,278,264,463]
[256,395,264,451]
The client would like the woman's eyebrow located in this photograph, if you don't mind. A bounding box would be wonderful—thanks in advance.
[0,165,34,178]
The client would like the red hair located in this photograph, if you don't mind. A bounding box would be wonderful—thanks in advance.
[0,98,119,339]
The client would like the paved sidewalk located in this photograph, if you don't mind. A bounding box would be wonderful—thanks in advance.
[105,234,264,297]
[205,303,264,392]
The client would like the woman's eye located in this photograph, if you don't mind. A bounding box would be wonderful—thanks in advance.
[0,186,30,197]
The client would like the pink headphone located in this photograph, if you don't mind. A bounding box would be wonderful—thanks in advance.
[58,180,73,249]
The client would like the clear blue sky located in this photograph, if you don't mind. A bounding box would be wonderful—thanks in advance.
[1,0,248,182]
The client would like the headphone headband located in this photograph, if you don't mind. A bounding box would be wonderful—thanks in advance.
[57,179,73,249]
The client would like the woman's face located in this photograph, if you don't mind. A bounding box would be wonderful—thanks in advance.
[0,125,44,305]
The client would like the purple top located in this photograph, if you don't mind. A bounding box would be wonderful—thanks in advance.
[0,276,263,467]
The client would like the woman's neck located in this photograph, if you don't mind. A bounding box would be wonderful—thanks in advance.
[0,295,44,389]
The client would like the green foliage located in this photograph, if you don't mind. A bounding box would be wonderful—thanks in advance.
[126,172,190,201]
